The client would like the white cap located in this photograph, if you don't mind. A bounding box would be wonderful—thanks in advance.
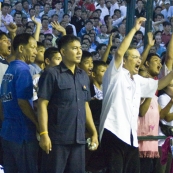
[165,0,170,4]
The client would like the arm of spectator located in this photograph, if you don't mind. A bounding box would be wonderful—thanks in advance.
[37,98,52,154]
[51,21,66,36]
[165,33,173,71]
[159,98,173,121]
[101,33,112,62]
[112,16,125,28]
[31,16,42,42]
[85,102,98,151]
[0,101,4,121]
[140,32,155,68]
[107,17,113,33]
[139,98,152,117]
[115,17,146,69]
[18,99,39,131]
[158,71,173,90]
[71,0,79,16]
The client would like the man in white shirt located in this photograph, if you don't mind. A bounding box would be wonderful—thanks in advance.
[99,17,173,173]
[96,0,109,21]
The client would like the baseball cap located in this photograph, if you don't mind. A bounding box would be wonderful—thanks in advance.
[165,0,170,4]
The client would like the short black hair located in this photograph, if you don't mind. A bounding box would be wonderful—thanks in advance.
[85,20,93,25]
[13,33,34,51]
[163,21,171,27]
[96,44,107,52]
[114,9,121,14]
[57,35,80,52]
[44,47,59,61]
[145,53,160,64]
[92,60,107,73]
[81,50,92,61]
[0,32,8,40]
[37,41,45,48]
[14,11,22,17]
[2,2,10,8]
[135,30,143,36]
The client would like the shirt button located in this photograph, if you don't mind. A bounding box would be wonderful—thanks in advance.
[78,98,80,101]
[78,109,80,111]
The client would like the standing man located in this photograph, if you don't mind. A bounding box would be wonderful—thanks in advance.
[99,17,173,173]
[37,35,98,173]
[0,33,39,173]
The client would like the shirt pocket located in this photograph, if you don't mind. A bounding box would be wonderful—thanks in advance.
[58,84,73,101]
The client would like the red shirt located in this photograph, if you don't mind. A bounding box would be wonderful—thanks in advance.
[161,32,171,45]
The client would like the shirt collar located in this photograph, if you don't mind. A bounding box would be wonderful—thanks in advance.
[60,62,82,73]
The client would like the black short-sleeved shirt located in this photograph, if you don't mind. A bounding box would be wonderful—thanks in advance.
[38,62,91,145]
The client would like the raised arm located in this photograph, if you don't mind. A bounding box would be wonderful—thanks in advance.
[32,16,42,42]
[140,32,155,68]
[165,33,173,71]
[115,17,146,69]
[101,33,112,62]
[51,21,66,36]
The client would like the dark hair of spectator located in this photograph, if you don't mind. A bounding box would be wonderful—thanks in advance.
[33,3,40,8]
[66,25,73,35]
[155,6,162,10]
[22,0,29,6]
[135,30,143,36]
[0,32,8,39]
[44,47,59,61]
[154,13,164,19]
[2,3,10,8]
[96,44,107,52]
[163,21,171,27]
[41,14,49,20]
[82,38,91,43]
[15,2,22,6]
[145,53,160,64]
[154,30,162,36]
[51,14,58,18]
[81,50,92,61]
[37,41,45,48]
[104,15,110,23]
[41,17,49,23]
[57,35,80,52]
[29,8,35,13]
[63,13,70,18]
[92,60,107,73]
[14,11,22,17]
[13,33,34,51]
[26,21,35,27]
[85,20,93,25]
[114,9,121,14]
[110,46,117,51]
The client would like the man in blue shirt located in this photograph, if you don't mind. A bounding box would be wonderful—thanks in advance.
[0,33,39,173]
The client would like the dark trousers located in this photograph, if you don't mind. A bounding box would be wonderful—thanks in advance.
[2,139,38,173]
[152,146,172,173]
[41,143,85,173]
[101,129,140,173]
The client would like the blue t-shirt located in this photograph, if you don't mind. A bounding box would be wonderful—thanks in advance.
[0,60,36,143]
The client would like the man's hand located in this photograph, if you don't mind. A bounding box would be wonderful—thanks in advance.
[3,22,17,34]
[51,21,66,35]
[147,32,155,47]
[39,134,52,154]
[31,15,42,27]
[134,17,146,31]
[108,33,113,47]
[88,134,99,151]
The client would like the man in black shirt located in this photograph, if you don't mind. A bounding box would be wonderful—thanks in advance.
[38,35,98,173]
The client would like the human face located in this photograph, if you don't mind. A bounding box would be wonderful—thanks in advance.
[135,34,143,42]
[25,28,33,34]
[14,14,22,24]
[149,46,156,54]
[46,52,62,67]
[30,9,35,17]
[101,25,107,34]
[93,65,107,85]
[16,3,22,11]
[44,39,52,48]
[119,24,126,35]
[23,1,29,9]
[22,37,37,64]
[79,57,93,76]
[44,4,50,13]
[0,35,11,58]
[123,49,141,76]
[35,6,40,14]
[28,22,35,30]
[61,41,82,65]
[155,7,162,14]
[81,44,89,51]
[155,36,161,45]
[35,46,45,63]
[39,35,45,42]
[113,38,121,47]
[164,25,171,32]
[42,19,49,28]
[2,6,9,15]
[63,15,70,23]
[99,46,107,56]
[146,56,162,77]
[81,12,87,20]
[85,22,93,31]
[75,9,82,17]
[55,2,62,10]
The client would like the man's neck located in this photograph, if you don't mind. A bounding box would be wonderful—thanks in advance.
[63,60,76,74]
[93,81,102,90]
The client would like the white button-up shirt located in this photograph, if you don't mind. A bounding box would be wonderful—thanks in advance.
[99,58,158,147]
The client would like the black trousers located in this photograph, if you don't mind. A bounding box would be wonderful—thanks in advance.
[101,129,140,173]
[41,143,85,173]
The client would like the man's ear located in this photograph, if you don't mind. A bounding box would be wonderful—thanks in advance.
[123,58,126,65]
[145,61,149,67]
[18,45,23,53]
[91,71,96,78]
[60,48,65,57]
[45,58,50,66]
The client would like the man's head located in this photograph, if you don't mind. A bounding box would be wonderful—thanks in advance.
[29,8,36,18]
[43,39,52,49]
[0,32,11,59]
[13,33,37,64]
[57,35,82,65]
[118,23,126,35]
[78,50,93,76]
[34,42,45,64]
[114,9,121,18]
[91,61,107,85]
[96,44,107,57]
[43,3,50,13]
[135,31,143,42]
[123,47,141,76]
[155,35,162,45]
[33,4,40,14]
[100,24,107,34]
[74,7,82,17]
[143,53,162,77]
[163,21,171,33]
[81,43,89,51]
[25,26,33,35]
[26,21,35,30]
[154,6,162,15]
[63,14,70,23]
[14,12,22,24]
[51,14,58,22]
[154,13,164,22]
[1,3,10,15]
[44,47,62,67]
[15,2,22,11]
[85,20,93,32]
[22,0,29,10]
[55,1,62,10]
[41,18,49,28]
